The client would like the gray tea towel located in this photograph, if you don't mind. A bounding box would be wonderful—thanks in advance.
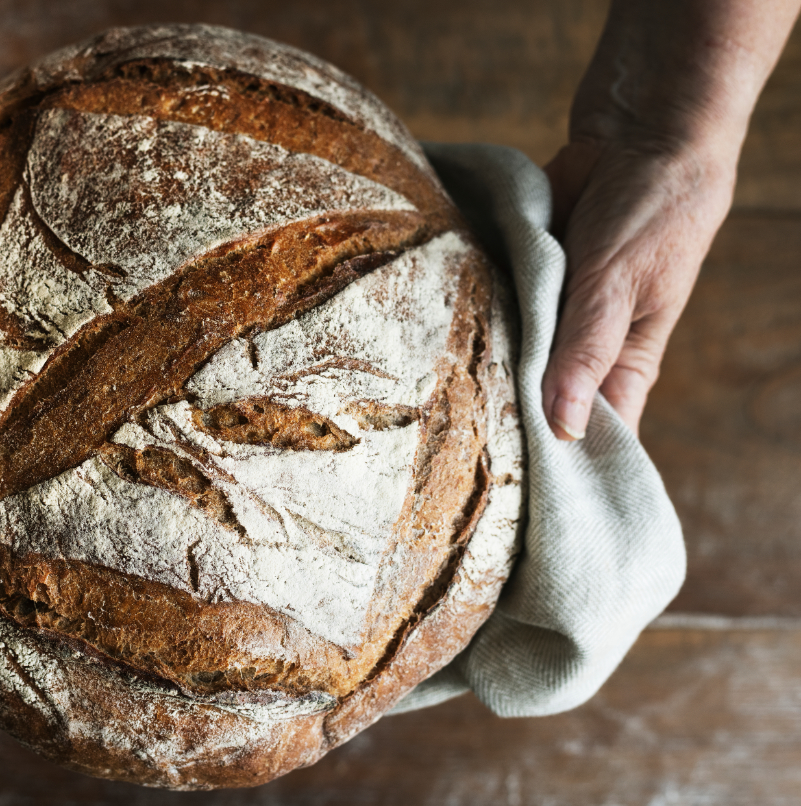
[392,143,686,717]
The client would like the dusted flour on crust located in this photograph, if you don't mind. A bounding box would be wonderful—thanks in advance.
[0,108,413,412]
[1,235,465,649]
[0,24,431,173]
[0,24,525,790]
[0,263,523,791]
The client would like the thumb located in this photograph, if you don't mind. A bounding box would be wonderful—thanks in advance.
[542,271,633,440]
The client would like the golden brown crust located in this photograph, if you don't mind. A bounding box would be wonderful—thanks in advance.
[0,547,351,697]
[0,25,524,790]
[0,443,511,790]
[0,211,430,498]
[0,248,494,700]
[0,616,332,789]
[38,62,456,228]
[1,58,457,233]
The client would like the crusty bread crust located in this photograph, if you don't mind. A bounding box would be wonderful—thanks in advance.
[0,24,525,789]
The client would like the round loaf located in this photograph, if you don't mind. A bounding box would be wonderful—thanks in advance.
[0,24,525,790]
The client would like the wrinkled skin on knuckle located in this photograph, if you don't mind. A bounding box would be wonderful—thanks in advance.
[599,314,670,431]
[615,337,663,390]
[602,363,653,404]
[554,318,620,385]
[546,267,634,399]
[554,345,614,391]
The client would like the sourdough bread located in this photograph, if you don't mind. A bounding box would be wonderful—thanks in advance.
[0,24,525,790]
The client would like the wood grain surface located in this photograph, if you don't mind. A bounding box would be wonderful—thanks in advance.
[644,213,801,617]
[1,0,801,803]
[1,0,799,210]
[4,627,801,805]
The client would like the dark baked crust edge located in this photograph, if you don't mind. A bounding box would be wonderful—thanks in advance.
[0,486,518,790]
[0,260,524,791]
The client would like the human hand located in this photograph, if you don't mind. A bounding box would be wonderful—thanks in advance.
[542,0,801,441]
[542,138,736,438]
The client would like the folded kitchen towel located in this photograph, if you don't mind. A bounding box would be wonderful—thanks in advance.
[392,143,686,717]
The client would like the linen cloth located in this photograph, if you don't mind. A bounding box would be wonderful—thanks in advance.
[392,143,686,716]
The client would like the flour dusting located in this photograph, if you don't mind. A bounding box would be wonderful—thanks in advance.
[0,235,465,648]
[0,22,527,787]
[0,186,113,410]
[0,614,335,785]
[28,109,415,302]
[0,107,415,414]
[10,24,430,174]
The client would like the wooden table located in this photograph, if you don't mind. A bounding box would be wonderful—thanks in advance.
[1,1,801,802]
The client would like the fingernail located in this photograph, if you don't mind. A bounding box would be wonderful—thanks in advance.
[552,396,587,440]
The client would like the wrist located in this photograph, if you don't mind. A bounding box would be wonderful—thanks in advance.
[570,0,799,166]
[570,55,752,169]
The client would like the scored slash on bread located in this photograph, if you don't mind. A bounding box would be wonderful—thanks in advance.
[0,24,525,790]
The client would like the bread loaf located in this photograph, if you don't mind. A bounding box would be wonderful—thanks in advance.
[0,24,525,790]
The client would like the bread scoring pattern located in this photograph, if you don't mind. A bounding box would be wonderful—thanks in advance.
[0,235,465,650]
[0,25,525,789]
[9,24,430,172]
[0,108,416,413]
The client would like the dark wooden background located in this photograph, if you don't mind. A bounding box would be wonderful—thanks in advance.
[1,1,801,803]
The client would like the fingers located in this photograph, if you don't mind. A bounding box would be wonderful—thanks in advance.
[598,315,673,435]
[542,267,633,440]
[543,281,673,441]
[541,139,734,442]
[598,364,652,436]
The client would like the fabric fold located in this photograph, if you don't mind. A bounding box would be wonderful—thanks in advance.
[392,143,685,717]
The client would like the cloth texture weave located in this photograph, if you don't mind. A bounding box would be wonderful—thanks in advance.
[392,143,686,717]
